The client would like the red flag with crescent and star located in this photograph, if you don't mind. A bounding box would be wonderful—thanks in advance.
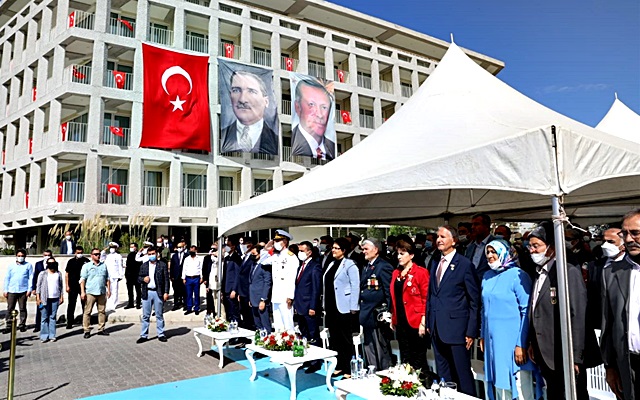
[285,57,294,71]
[109,126,124,137]
[61,122,68,141]
[118,18,134,31]
[341,110,352,124]
[25,192,29,208]
[68,11,75,28]
[337,69,345,83]
[141,43,210,151]
[107,184,122,196]
[224,43,234,58]
[112,71,126,89]
[57,182,64,202]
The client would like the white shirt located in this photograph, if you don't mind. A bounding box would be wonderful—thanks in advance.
[182,256,202,279]
[263,250,298,303]
[472,235,490,267]
[436,249,457,282]
[64,240,74,255]
[297,124,327,159]
[105,252,123,280]
[628,256,640,354]
[148,262,157,290]
[532,257,555,312]
[235,119,264,150]
[47,272,61,298]
[135,250,149,264]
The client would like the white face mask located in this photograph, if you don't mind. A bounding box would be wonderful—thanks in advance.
[387,246,394,253]
[223,245,231,254]
[240,244,248,254]
[65,235,72,240]
[531,252,550,266]
[601,242,621,258]
[415,244,423,250]
[163,240,169,245]
[488,260,503,271]
[318,244,327,253]
[76,253,83,258]
[16,256,25,263]
[156,242,163,247]
[458,235,468,244]
[130,247,136,252]
[109,248,116,254]
[43,255,50,261]
[274,241,284,252]
[298,251,308,262]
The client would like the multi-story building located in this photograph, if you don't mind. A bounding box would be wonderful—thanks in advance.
[0,0,503,249]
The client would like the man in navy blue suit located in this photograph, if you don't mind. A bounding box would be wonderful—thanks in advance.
[248,245,272,332]
[222,236,242,324]
[169,241,186,311]
[293,241,322,373]
[237,237,256,343]
[464,213,494,280]
[427,225,480,396]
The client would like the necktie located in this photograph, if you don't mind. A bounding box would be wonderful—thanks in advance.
[436,257,446,285]
[239,125,252,151]
[316,147,324,159]
[296,262,306,284]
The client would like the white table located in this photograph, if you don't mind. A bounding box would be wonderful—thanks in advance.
[334,376,482,400]
[245,343,338,400]
[193,326,255,368]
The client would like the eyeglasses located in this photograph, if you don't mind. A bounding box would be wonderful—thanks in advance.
[619,230,640,239]
[527,243,545,251]
[91,253,100,256]
[332,246,342,250]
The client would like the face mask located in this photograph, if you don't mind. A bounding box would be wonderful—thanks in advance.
[164,240,169,245]
[223,246,231,254]
[458,235,468,243]
[488,260,503,271]
[494,234,504,240]
[130,247,136,252]
[48,264,58,272]
[582,235,591,243]
[75,253,83,258]
[211,248,218,253]
[425,240,433,249]
[240,244,248,254]
[274,241,284,252]
[601,242,621,258]
[157,242,163,247]
[313,242,319,247]
[298,251,308,262]
[565,240,574,249]
[16,256,25,263]
[318,244,327,253]
[43,255,50,261]
[189,251,196,257]
[177,247,184,253]
[149,255,157,262]
[65,235,72,240]
[109,248,116,254]
[531,252,550,266]
[415,244,423,250]
[387,246,394,253]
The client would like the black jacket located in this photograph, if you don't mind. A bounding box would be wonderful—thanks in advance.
[125,251,142,279]
[138,260,170,300]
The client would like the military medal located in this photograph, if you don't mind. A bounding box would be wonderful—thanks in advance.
[550,287,557,304]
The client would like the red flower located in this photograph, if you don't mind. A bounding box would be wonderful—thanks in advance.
[286,340,293,347]
[402,382,413,390]
[381,377,391,385]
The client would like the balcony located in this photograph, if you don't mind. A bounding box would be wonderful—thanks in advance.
[109,17,135,38]
[142,186,168,206]
[334,70,349,83]
[280,56,299,71]
[149,26,173,46]
[66,64,91,85]
[218,190,240,208]
[251,153,274,160]
[219,42,241,60]
[281,99,291,115]
[101,126,131,146]
[105,69,133,90]
[283,145,292,161]
[182,188,206,207]
[99,184,128,205]
[335,112,352,125]
[359,114,374,129]
[401,85,413,98]
[68,10,95,30]
[186,34,209,53]
[64,122,88,142]
[60,181,85,203]
[357,75,372,89]
[308,63,326,79]
[380,80,394,94]
[252,49,271,67]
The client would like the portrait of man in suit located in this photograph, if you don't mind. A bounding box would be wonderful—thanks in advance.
[290,77,336,161]
[219,65,278,155]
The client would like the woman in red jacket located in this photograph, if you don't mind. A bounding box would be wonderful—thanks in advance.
[390,239,430,373]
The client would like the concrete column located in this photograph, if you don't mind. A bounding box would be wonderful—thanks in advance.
[270,32,280,70]
[9,77,20,115]
[23,67,34,101]
[56,0,71,36]
[94,0,110,33]
[208,13,219,55]
[324,46,334,81]
[36,57,48,99]
[33,107,45,151]
[240,166,251,201]
[26,20,38,53]
[411,69,420,91]
[48,98,62,147]
[40,6,53,44]
[371,59,380,92]
[86,96,104,145]
[51,45,66,89]
[1,172,13,211]
[207,163,217,210]
[128,156,142,206]
[1,42,11,72]
[17,116,30,160]
[15,167,26,210]
[91,41,107,90]
[135,0,150,42]
[348,52,357,86]
[130,101,143,148]
[28,162,41,207]
[6,123,16,163]
[392,64,401,97]
[0,83,7,118]
[190,225,198,248]
[373,98,382,129]
[394,102,402,113]
[298,39,308,74]
[84,153,101,206]
[173,6,185,49]
[350,92,360,128]
[13,30,25,66]
[240,23,251,63]
[272,167,283,189]
[43,157,58,205]
[168,159,182,207]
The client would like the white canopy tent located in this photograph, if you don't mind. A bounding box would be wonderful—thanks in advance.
[216,42,640,398]
[596,95,640,143]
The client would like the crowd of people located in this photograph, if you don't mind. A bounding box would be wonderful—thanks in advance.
[3,208,640,399]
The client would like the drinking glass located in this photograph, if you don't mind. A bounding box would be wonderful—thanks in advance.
[367,365,376,378]
[442,382,457,400]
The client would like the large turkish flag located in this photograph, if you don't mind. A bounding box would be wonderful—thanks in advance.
[141,43,211,151]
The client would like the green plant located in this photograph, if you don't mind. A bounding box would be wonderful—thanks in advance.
[389,225,422,237]
[76,213,120,251]
[1,247,15,255]
[47,223,73,251]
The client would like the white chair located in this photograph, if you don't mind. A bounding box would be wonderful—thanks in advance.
[390,339,400,365]
[426,348,437,372]
[352,325,364,359]
[587,329,615,399]
[320,328,331,371]
[470,340,487,400]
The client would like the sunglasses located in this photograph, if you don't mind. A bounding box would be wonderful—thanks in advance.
[91,253,100,256]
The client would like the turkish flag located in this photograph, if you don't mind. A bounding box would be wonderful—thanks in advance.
[284,57,294,71]
[61,122,68,141]
[109,126,124,137]
[68,11,75,28]
[141,43,211,152]
[72,66,85,80]
[337,69,345,83]
[107,183,122,196]
[341,111,352,124]
[118,18,134,31]
[224,43,234,58]
[57,182,64,202]
[25,192,29,208]
[112,71,126,89]
[28,138,33,154]
[1,150,5,165]
[32,87,37,101]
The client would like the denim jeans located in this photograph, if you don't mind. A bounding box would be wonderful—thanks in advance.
[141,290,165,338]
[40,298,59,340]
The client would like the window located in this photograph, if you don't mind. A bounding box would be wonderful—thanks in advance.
[145,171,162,187]
[219,176,233,191]
[183,173,206,190]
[57,167,85,183]
[253,178,272,195]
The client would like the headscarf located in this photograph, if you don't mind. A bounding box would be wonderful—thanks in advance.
[485,239,519,271]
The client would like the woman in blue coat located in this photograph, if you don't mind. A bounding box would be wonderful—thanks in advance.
[480,239,537,400]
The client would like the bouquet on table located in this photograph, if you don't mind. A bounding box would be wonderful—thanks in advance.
[204,314,229,333]
[379,363,423,398]
[257,330,305,352]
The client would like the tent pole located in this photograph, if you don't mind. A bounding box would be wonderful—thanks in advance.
[216,235,225,317]
[551,196,577,400]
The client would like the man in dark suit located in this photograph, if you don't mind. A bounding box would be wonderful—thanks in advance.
[464,213,494,280]
[169,241,186,311]
[317,235,335,272]
[237,237,256,335]
[248,245,272,332]
[220,70,277,155]
[427,225,479,396]
[202,244,218,316]
[31,249,52,332]
[528,221,588,400]
[125,243,142,309]
[136,247,170,343]
[65,246,88,329]
[222,236,242,324]
[360,238,393,371]
[290,79,336,161]
[60,231,75,255]
[294,241,322,373]
[601,209,640,399]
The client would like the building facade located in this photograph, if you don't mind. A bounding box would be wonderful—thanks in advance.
[0,0,503,249]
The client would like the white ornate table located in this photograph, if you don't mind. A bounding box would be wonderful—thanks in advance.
[193,326,255,368]
[334,375,482,399]
[244,343,338,400]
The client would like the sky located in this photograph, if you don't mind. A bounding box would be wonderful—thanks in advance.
[331,0,640,127]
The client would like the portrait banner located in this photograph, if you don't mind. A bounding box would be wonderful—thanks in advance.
[289,73,337,161]
[218,59,279,155]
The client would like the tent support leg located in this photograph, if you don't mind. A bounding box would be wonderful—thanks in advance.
[216,235,225,317]
[551,196,577,400]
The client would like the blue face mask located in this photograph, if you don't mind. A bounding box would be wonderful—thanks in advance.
[149,255,157,262]
[494,234,504,240]
[424,240,433,249]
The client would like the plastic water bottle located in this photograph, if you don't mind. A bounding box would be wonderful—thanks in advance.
[439,377,446,391]
[350,356,358,379]
[431,380,439,394]
[356,354,364,379]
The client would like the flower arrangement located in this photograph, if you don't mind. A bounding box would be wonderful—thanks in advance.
[379,364,423,398]
[204,314,229,333]
[257,330,297,351]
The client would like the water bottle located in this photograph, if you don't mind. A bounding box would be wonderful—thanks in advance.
[356,354,364,379]
[439,377,446,391]
[430,380,439,394]
[350,356,358,379]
